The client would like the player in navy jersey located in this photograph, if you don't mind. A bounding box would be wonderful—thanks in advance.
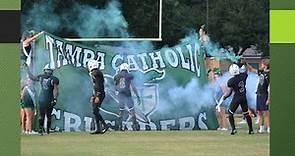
[114,63,141,131]
[28,64,59,135]
[88,59,109,134]
[216,64,254,135]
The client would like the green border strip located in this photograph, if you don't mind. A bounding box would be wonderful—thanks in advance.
[270,10,295,43]
[0,1,20,10]
[0,0,293,156]
[270,0,295,10]
[270,44,295,156]
[0,43,20,156]
[0,0,21,155]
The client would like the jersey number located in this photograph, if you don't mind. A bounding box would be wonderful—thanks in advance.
[41,78,50,90]
[119,78,126,89]
[238,81,245,93]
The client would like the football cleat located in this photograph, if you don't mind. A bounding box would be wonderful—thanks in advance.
[46,128,50,134]
[258,126,265,133]
[38,128,44,136]
[101,125,110,134]
[249,130,254,135]
[230,129,237,135]
[132,122,140,131]
[90,130,101,135]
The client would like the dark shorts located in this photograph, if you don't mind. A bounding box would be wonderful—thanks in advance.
[92,92,105,115]
[39,100,51,109]
[23,98,34,109]
[118,94,134,111]
[92,92,105,107]
[228,96,248,114]
[39,105,54,121]
[256,95,269,111]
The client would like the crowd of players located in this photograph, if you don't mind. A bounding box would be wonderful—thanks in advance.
[20,60,141,135]
[212,59,270,135]
[20,30,270,135]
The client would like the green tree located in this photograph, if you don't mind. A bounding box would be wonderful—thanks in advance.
[209,0,269,55]
[21,0,269,55]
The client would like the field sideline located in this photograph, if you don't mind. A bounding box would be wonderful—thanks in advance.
[22,129,269,156]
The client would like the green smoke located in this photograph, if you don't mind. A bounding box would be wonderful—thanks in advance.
[180,31,241,63]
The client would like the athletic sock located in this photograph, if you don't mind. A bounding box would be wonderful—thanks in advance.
[39,119,44,133]
[228,114,236,130]
[96,120,101,132]
[132,116,137,124]
[92,112,100,132]
[245,114,253,131]
[259,125,265,132]
[47,120,51,134]
[118,116,123,130]
[132,116,140,130]
[97,113,106,125]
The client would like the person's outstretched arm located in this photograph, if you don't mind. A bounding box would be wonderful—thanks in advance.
[246,62,258,73]
[23,31,44,45]
[27,66,39,81]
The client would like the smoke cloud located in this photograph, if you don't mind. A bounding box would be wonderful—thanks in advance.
[23,0,260,121]
[67,0,129,38]
[209,72,259,110]
[180,31,240,62]
[22,0,62,33]
[22,0,128,37]
[156,78,215,115]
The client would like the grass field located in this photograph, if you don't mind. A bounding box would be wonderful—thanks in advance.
[22,128,269,156]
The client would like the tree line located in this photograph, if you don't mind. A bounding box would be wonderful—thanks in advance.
[22,0,269,56]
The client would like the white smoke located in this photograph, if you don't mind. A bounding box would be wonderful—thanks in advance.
[210,71,259,110]
[22,0,62,33]
[154,70,259,116]
[22,0,129,38]
[23,0,260,118]
[158,78,215,114]
[66,0,129,38]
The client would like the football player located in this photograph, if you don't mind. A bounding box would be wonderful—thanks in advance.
[27,64,59,135]
[217,64,254,135]
[88,59,109,134]
[114,63,141,131]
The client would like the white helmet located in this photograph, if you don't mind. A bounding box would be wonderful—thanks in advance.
[43,64,51,70]
[229,64,240,76]
[240,64,247,73]
[119,63,129,72]
[87,59,99,71]
[43,64,53,75]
